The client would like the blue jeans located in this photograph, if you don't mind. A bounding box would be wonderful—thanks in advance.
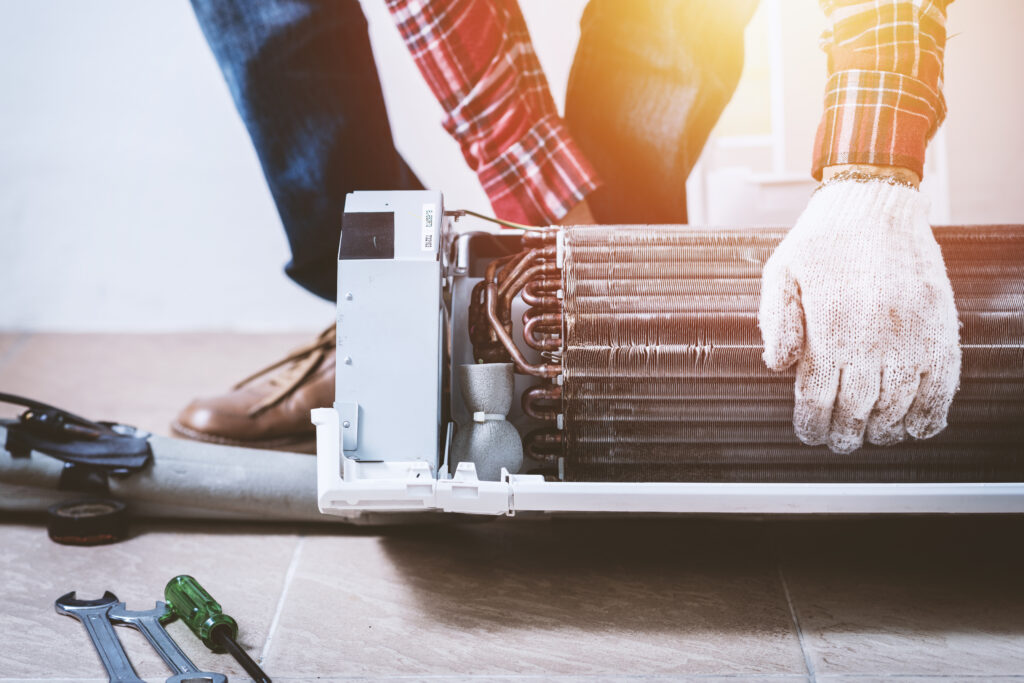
[191,0,422,301]
[192,0,751,298]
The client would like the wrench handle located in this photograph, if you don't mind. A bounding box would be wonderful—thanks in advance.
[130,618,197,675]
[77,611,145,683]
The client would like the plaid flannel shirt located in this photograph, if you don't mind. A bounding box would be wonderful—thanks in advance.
[387,0,952,223]
[813,0,952,180]
[386,0,599,225]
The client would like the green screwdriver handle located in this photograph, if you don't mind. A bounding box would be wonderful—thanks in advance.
[164,575,238,651]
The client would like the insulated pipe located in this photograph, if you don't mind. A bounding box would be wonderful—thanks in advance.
[450,363,523,481]
[0,427,329,522]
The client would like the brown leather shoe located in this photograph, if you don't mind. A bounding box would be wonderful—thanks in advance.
[172,326,335,452]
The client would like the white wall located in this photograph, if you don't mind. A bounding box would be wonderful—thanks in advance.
[943,0,1024,223]
[0,1,1020,332]
[0,1,332,331]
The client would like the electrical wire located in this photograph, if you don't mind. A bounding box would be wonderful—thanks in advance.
[447,209,546,232]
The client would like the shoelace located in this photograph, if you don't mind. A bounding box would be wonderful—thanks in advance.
[234,325,336,417]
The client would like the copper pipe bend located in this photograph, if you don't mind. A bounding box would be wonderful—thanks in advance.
[524,429,563,462]
[522,384,562,420]
[485,283,560,378]
[523,312,563,351]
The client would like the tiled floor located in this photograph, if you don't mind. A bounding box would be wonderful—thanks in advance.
[1,333,1023,682]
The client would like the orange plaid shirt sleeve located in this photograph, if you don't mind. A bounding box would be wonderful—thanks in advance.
[812,0,953,180]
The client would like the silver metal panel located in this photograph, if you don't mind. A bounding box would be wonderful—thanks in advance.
[337,191,444,464]
[336,258,441,463]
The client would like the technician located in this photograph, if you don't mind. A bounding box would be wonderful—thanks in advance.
[175,0,959,456]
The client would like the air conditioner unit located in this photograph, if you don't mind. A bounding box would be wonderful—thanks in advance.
[314,190,1024,518]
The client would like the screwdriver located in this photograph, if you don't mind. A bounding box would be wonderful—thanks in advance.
[165,574,272,683]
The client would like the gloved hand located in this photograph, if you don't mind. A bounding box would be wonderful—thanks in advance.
[758,179,961,454]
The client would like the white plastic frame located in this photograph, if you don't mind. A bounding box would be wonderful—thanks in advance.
[313,408,1024,517]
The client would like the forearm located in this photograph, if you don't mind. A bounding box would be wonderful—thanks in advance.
[386,0,598,225]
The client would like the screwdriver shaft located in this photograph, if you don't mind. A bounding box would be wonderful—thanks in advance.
[213,626,272,683]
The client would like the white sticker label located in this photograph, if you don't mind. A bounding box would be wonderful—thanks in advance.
[421,203,436,252]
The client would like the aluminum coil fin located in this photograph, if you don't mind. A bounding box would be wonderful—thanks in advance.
[560,225,1024,482]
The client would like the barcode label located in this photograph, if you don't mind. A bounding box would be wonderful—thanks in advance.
[421,203,436,252]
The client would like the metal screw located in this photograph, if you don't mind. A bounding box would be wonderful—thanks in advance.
[344,356,353,365]
[344,292,353,301]
[342,420,351,429]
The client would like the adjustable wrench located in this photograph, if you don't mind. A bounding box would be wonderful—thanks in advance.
[55,591,144,683]
[108,601,227,683]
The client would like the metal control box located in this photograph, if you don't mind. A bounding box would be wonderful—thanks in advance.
[334,190,445,464]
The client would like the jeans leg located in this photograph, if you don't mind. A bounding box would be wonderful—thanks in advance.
[191,0,422,301]
[565,0,756,224]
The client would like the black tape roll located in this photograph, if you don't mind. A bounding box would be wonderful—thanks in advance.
[47,498,128,546]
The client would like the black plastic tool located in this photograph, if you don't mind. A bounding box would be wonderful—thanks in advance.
[0,392,152,497]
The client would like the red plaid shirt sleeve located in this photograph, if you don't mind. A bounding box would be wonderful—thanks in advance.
[812,0,952,180]
[386,0,599,225]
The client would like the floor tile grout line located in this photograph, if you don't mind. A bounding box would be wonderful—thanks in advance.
[259,535,306,665]
[776,554,816,683]
[0,332,32,374]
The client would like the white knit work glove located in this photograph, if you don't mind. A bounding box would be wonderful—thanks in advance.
[758,180,961,454]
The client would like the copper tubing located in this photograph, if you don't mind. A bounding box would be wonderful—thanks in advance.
[495,250,536,289]
[523,307,560,326]
[485,282,560,377]
[524,428,563,462]
[472,251,522,353]
[520,229,559,248]
[522,278,560,307]
[485,253,516,285]
[500,262,560,311]
[498,247,556,296]
[522,384,562,421]
[476,342,515,364]
[472,253,516,362]
[524,312,563,351]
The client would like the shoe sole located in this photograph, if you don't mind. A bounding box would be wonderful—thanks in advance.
[170,421,317,454]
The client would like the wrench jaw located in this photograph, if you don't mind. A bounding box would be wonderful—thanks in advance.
[55,590,119,614]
